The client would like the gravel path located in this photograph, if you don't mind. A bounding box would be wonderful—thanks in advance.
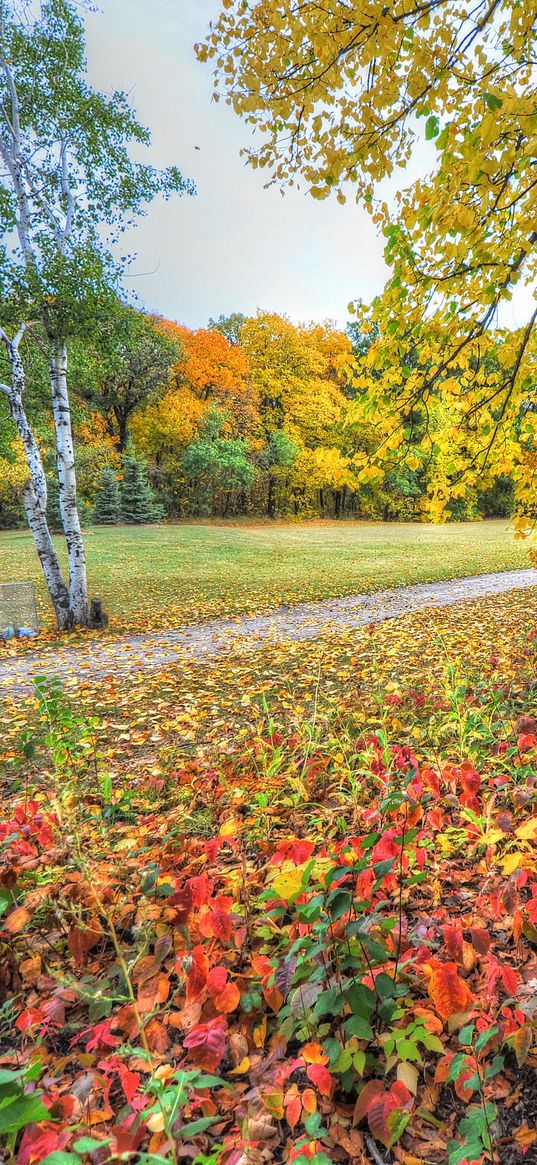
[2,567,536,694]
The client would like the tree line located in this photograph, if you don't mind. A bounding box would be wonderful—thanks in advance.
[0,303,515,536]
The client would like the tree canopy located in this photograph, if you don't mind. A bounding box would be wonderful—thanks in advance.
[200,1,537,522]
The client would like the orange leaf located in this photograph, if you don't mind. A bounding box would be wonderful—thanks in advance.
[5,905,30,934]
[428,962,474,1020]
[214,981,241,1013]
[302,1088,317,1114]
[137,972,170,1014]
[514,1024,533,1067]
[286,1094,302,1131]
[302,1041,328,1065]
[144,1017,169,1053]
[68,918,103,967]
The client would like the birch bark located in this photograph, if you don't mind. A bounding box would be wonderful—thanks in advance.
[0,327,72,627]
[50,338,89,625]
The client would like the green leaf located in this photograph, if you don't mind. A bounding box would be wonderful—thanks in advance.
[327,890,352,920]
[40,1155,81,1165]
[484,92,502,111]
[0,1093,51,1135]
[345,1014,374,1040]
[0,888,14,917]
[474,1026,498,1054]
[375,972,397,999]
[448,1137,484,1165]
[73,1137,110,1153]
[425,115,440,140]
[388,1107,411,1146]
[178,1115,218,1138]
[458,1023,475,1047]
[346,982,376,1018]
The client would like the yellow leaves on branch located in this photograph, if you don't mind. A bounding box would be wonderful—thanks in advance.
[203,0,537,515]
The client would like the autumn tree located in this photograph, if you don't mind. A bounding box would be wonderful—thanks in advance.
[159,322,256,439]
[208,313,247,346]
[201,1,537,520]
[78,304,181,451]
[0,0,192,628]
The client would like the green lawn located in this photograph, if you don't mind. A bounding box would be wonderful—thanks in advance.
[0,519,530,633]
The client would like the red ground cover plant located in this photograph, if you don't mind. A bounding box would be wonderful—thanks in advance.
[2,640,537,1165]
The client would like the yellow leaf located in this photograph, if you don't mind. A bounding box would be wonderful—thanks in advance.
[515,818,537,840]
[220,817,239,837]
[271,864,306,901]
[500,851,522,874]
[229,1056,250,1075]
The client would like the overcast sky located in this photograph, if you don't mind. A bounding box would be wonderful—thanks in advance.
[84,0,390,331]
[84,1,534,333]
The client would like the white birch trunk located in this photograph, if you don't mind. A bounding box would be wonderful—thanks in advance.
[50,338,89,626]
[0,330,72,628]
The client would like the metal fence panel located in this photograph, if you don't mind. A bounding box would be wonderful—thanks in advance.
[0,582,39,630]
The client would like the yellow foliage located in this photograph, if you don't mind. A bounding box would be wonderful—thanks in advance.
[203,0,537,516]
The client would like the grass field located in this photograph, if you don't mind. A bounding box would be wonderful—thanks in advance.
[0,518,529,632]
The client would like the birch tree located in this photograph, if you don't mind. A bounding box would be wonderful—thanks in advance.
[0,0,192,627]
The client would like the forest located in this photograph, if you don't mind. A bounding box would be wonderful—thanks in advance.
[0,307,517,529]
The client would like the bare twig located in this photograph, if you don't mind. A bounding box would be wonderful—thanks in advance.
[365,1134,389,1165]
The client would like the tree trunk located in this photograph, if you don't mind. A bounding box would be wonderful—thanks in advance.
[267,474,276,519]
[1,334,72,628]
[114,407,130,452]
[50,339,89,626]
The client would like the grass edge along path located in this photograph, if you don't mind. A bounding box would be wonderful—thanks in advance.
[1,567,537,692]
[0,518,529,636]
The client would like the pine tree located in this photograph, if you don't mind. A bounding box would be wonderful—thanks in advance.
[93,464,121,525]
[119,453,162,525]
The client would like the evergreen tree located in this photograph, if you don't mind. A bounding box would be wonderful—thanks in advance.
[120,452,162,525]
[93,464,121,525]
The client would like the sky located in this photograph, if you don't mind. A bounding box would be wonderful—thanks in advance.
[83,0,389,331]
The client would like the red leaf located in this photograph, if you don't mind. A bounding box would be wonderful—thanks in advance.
[353,1079,384,1125]
[500,963,519,995]
[306,1063,334,1098]
[459,763,481,796]
[366,1082,413,1148]
[188,873,214,906]
[183,1016,228,1070]
[184,946,209,1001]
[469,927,491,955]
[443,923,464,962]
[207,966,227,996]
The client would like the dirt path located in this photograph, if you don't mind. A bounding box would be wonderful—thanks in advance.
[2,567,536,694]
